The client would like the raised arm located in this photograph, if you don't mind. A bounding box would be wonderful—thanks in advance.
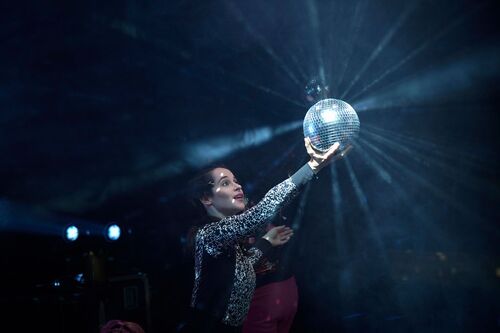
[197,138,346,257]
[197,164,313,256]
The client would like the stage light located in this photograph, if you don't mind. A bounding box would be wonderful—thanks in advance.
[74,273,85,284]
[64,225,79,242]
[106,224,121,241]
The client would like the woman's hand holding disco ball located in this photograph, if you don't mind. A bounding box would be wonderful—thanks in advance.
[305,137,353,174]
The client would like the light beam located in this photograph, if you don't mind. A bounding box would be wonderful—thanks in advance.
[341,1,419,99]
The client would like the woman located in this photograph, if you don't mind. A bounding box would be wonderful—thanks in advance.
[179,138,343,333]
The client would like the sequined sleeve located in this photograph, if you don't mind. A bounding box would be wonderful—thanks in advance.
[246,247,264,266]
[197,163,314,257]
[247,237,272,266]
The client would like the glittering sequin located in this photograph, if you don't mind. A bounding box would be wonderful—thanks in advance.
[223,244,255,325]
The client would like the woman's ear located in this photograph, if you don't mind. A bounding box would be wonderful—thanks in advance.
[200,195,212,207]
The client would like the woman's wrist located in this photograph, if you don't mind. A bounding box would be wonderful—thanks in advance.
[262,235,278,247]
[307,160,321,174]
[290,163,316,186]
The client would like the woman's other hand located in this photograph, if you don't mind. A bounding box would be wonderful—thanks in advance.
[262,225,294,247]
[305,137,353,173]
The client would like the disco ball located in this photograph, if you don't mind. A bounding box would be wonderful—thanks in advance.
[303,98,360,152]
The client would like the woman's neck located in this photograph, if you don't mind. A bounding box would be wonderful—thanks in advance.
[206,206,227,220]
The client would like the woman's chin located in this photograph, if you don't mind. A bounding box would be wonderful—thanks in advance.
[233,206,245,215]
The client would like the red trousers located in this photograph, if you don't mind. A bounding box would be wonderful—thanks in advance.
[242,277,298,333]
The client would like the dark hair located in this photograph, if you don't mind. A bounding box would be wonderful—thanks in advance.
[185,165,227,254]
[187,166,219,201]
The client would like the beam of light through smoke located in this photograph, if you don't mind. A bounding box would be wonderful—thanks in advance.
[182,60,307,109]
[348,2,490,102]
[340,1,420,99]
[183,121,302,168]
[356,141,455,251]
[354,143,393,184]
[46,120,304,212]
[333,1,369,96]
[352,45,500,112]
[361,127,500,199]
[98,13,307,109]
[226,1,303,88]
[287,49,310,83]
[344,156,387,255]
[280,182,311,280]
[363,123,498,173]
[357,136,495,229]
[330,163,349,259]
[306,0,327,88]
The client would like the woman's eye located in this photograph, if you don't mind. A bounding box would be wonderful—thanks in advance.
[221,181,229,186]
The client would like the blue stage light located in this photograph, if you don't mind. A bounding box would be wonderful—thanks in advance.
[65,225,79,242]
[106,224,121,241]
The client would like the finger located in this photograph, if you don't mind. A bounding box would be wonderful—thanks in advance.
[306,146,324,160]
[330,142,340,153]
[334,145,353,160]
[324,142,340,159]
[280,230,293,237]
[305,138,316,155]
[306,146,316,157]
[305,137,324,155]
[279,229,293,236]
[279,233,293,239]
[277,227,292,234]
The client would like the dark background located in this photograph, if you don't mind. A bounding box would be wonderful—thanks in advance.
[0,0,499,332]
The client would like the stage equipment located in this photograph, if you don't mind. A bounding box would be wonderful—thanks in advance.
[105,273,151,332]
[303,98,360,152]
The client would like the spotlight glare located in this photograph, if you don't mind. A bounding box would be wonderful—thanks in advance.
[106,224,121,241]
[321,108,338,123]
[65,225,79,242]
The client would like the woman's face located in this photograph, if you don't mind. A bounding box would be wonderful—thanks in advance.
[203,167,246,217]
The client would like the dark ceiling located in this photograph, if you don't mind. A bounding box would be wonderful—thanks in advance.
[1,0,497,214]
[1,0,499,332]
